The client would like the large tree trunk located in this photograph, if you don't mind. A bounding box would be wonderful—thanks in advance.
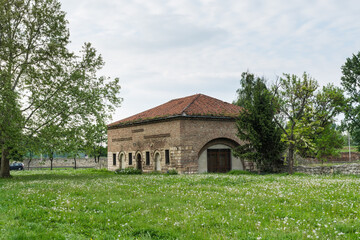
[0,146,11,178]
[74,157,77,170]
[288,143,294,174]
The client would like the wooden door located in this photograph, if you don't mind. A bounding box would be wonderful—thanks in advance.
[207,149,231,173]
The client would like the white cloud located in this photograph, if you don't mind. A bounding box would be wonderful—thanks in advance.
[59,0,360,122]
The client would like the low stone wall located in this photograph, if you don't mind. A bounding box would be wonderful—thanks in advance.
[298,152,360,165]
[294,163,360,175]
[23,157,107,169]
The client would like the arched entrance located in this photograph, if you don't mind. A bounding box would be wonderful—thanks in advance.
[154,152,161,171]
[136,153,142,171]
[119,152,125,169]
[198,138,243,173]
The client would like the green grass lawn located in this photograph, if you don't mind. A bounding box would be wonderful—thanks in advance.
[1,169,360,240]
[340,146,359,153]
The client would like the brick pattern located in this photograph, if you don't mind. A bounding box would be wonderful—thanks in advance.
[108,120,181,172]
[108,118,251,173]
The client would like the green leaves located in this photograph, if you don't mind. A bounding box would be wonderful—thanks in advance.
[272,73,345,172]
[0,0,122,177]
[234,72,285,173]
[341,51,360,134]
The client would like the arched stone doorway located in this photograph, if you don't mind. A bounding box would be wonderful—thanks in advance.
[119,152,125,169]
[136,153,142,171]
[154,152,161,171]
[198,138,243,173]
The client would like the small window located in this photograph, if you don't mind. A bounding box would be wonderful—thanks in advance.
[113,153,116,166]
[129,153,133,165]
[146,151,150,165]
[165,150,170,165]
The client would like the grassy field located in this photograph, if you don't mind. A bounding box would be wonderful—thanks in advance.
[1,169,360,239]
[340,146,359,153]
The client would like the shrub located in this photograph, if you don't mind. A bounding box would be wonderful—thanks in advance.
[166,169,178,175]
[227,170,256,175]
[146,171,162,175]
[115,168,142,175]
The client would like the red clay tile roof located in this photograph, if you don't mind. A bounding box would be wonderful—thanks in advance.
[108,94,242,127]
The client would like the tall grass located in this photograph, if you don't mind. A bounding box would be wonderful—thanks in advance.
[0,169,359,239]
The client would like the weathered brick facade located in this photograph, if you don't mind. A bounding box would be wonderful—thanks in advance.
[108,117,244,173]
[107,94,247,173]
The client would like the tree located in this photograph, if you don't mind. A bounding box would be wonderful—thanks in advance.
[296,85,346,160]
[84,120,107,164]
[341,51,360,148]
[272,73,318,174]
[23,135,41,170]
[63,127,83,169]
[38,125,66,170]
[272,73,345,173]
[233,72,286,173]
[313,124,344,163]
[0,0,121,177]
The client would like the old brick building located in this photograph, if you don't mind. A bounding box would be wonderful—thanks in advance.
[107,94,246,173]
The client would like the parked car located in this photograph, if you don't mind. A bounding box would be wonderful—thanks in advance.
[10,162,24,171]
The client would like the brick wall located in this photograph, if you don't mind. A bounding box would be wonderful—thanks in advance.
[108,120,181,172]
[179,119,242,173]
[108,118,245,173]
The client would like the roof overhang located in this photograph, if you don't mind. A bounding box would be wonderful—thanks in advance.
[107,115,238,130]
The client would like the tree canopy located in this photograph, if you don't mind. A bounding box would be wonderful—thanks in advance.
[341,51,360,150]
[0,0,121,177]
[234,72,286,173]
[272,73,345,173]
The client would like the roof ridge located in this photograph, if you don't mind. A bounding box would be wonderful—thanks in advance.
[181,94,201,115]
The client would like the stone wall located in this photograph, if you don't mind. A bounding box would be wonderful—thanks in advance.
[179,119,242,173]
[23,157,107,169]
[297,152,360,165]
[294,163,360,175]
[108,120,181,172]
[107,117,244,173]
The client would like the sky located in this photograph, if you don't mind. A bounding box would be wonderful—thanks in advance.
[60,0,360,124]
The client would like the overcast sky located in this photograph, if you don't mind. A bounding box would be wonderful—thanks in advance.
[60,0,360,123]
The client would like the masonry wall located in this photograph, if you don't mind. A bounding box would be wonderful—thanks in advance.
[294,164,360,175]
[107,120,181,172]
[178,119,243,173]
[108,118,247,173]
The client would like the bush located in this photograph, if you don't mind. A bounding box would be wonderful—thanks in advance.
[147,171,162,175]
[166,169,178,175]
[115,168,142,175]
[227,170,256,175]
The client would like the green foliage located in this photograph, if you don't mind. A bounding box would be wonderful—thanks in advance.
[83,121,108,162]
[115,167,142,175]
[234,72,286,173]
[166,169,178,175]
[0,0,122,177]
[352,129,360,152]
[227,170,256,175]
[313,125,344,161]
[272,73,345,173]
[146,171,162,175]
[341,51,360,151]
